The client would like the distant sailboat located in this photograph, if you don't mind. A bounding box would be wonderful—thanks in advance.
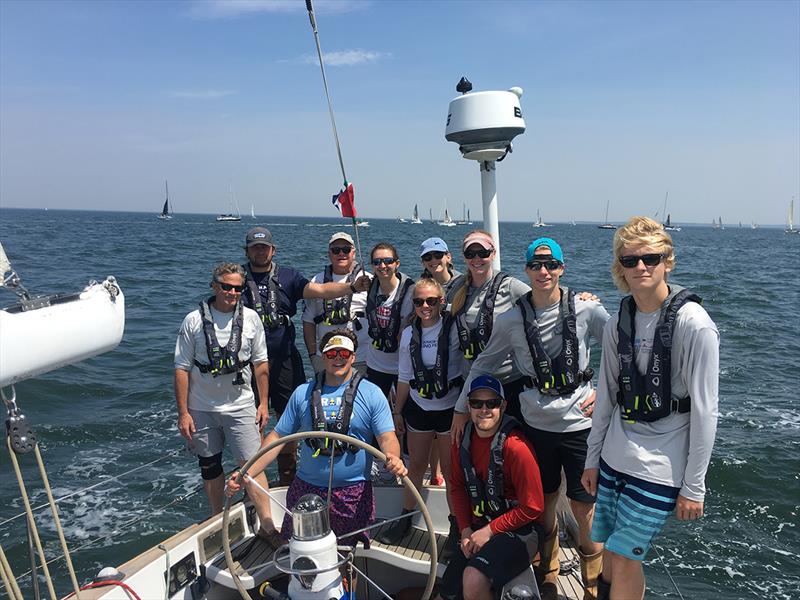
[250,204,256,219]
[438,206,457,227]
[532,209,548,228]
[597,200,616,230]
[661,192,680,231]
[786,197,799,234]
[216,184,241,222]
[398,216,407,223]
[356,219,370,228]
[158,180,173,220]
[411,204,422,224]
[429,208,434,223]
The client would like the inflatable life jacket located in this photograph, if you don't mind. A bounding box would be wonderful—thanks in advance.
[460,415,520,520]
[454,272,508,360]
[616,285,701,423]
[408,314,464,399]
[366,273,413,353]
[193,297,248,385]
[313,264,365,328]
[517,288,593,397]
[243,263,290,330]
[306,371,364,457]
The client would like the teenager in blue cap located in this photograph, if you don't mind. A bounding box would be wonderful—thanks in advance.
[439,374,544,600]
[418,237,463,298]
[454,237,609,600]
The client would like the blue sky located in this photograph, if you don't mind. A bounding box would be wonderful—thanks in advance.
[1,0,798,224]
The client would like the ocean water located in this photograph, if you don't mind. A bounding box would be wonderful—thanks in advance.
[0,208,798,599]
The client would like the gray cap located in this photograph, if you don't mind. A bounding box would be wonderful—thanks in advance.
[245,227,275,248]
[329,231,355,246]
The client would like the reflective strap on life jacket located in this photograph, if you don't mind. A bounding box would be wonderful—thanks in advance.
[518,287,588,396]
[243,263,289,330]
[196,297,248,380]
[366,273,413,353]
[459,415,519,521]
[409,314,460,399]
[616,285,701,423]
[454,272,508,360]
[307,371,364,457]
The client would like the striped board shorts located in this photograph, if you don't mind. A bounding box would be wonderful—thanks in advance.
[280,478,375,547]
[591,458,680,561]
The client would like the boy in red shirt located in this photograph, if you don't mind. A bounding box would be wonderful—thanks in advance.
[439,375,545,600]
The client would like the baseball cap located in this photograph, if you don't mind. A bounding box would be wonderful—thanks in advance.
[245,227,275,248]
[463,231,495,251]
[467,375,505,400]
[526,237,564,264]
[329,232,355,246]
[419,237,449,257]
[322,334,356,354]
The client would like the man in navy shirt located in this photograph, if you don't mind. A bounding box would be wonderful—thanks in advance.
[242,227,369,485]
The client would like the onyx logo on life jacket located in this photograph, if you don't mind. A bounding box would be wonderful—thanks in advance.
[307,371,364,457]
[460,415,520,521]
[408,314,463,399]
[517,288,593,397]
[617,285,701,422]
[455,272,508,360]
[194,297,247,385]
[242,263,290,330]
[367,273,413,353]
[314,264,364,328]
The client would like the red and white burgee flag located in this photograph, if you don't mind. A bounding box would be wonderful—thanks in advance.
[331,182,356,218]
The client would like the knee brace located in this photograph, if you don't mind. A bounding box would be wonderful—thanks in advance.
[198,452,223,480]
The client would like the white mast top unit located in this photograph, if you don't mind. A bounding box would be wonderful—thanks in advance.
[445,78,525,269]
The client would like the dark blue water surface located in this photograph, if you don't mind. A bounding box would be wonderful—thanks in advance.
[1,209,798,599]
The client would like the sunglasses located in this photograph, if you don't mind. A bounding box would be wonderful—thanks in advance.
[323,348,353,360]
[215,281,245,293]
[371,257,397,266]
[421,251,446,262]
[527,259,562,272]
[468,397,503,410]
[618,253,664,268]
[330,245,353,255]
[412,296,441,308]
[463,248,493,259]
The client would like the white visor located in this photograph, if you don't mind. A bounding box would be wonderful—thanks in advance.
[322,335,355,354]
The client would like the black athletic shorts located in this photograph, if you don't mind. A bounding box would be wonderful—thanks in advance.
[438,522,541,599]
[253,345,306,416]
[502,377,527,423]
[521,424,595,503]
[402,398,454,434]
[366,367,397,400]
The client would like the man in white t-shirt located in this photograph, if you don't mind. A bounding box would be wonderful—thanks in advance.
[174,263,270,516]
[302,232,371,374]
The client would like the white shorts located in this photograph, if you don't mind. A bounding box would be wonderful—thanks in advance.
[188,405,261,463]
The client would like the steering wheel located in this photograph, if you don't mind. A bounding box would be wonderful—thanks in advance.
[222,430,438,600]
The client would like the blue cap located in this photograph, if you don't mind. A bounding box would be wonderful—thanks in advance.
[419,237,449,257]
[468,375,505,400]
[526,237,564,263]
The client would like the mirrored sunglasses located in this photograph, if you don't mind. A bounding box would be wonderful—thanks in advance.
[371,257,397,266]
[323,348,353,360]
